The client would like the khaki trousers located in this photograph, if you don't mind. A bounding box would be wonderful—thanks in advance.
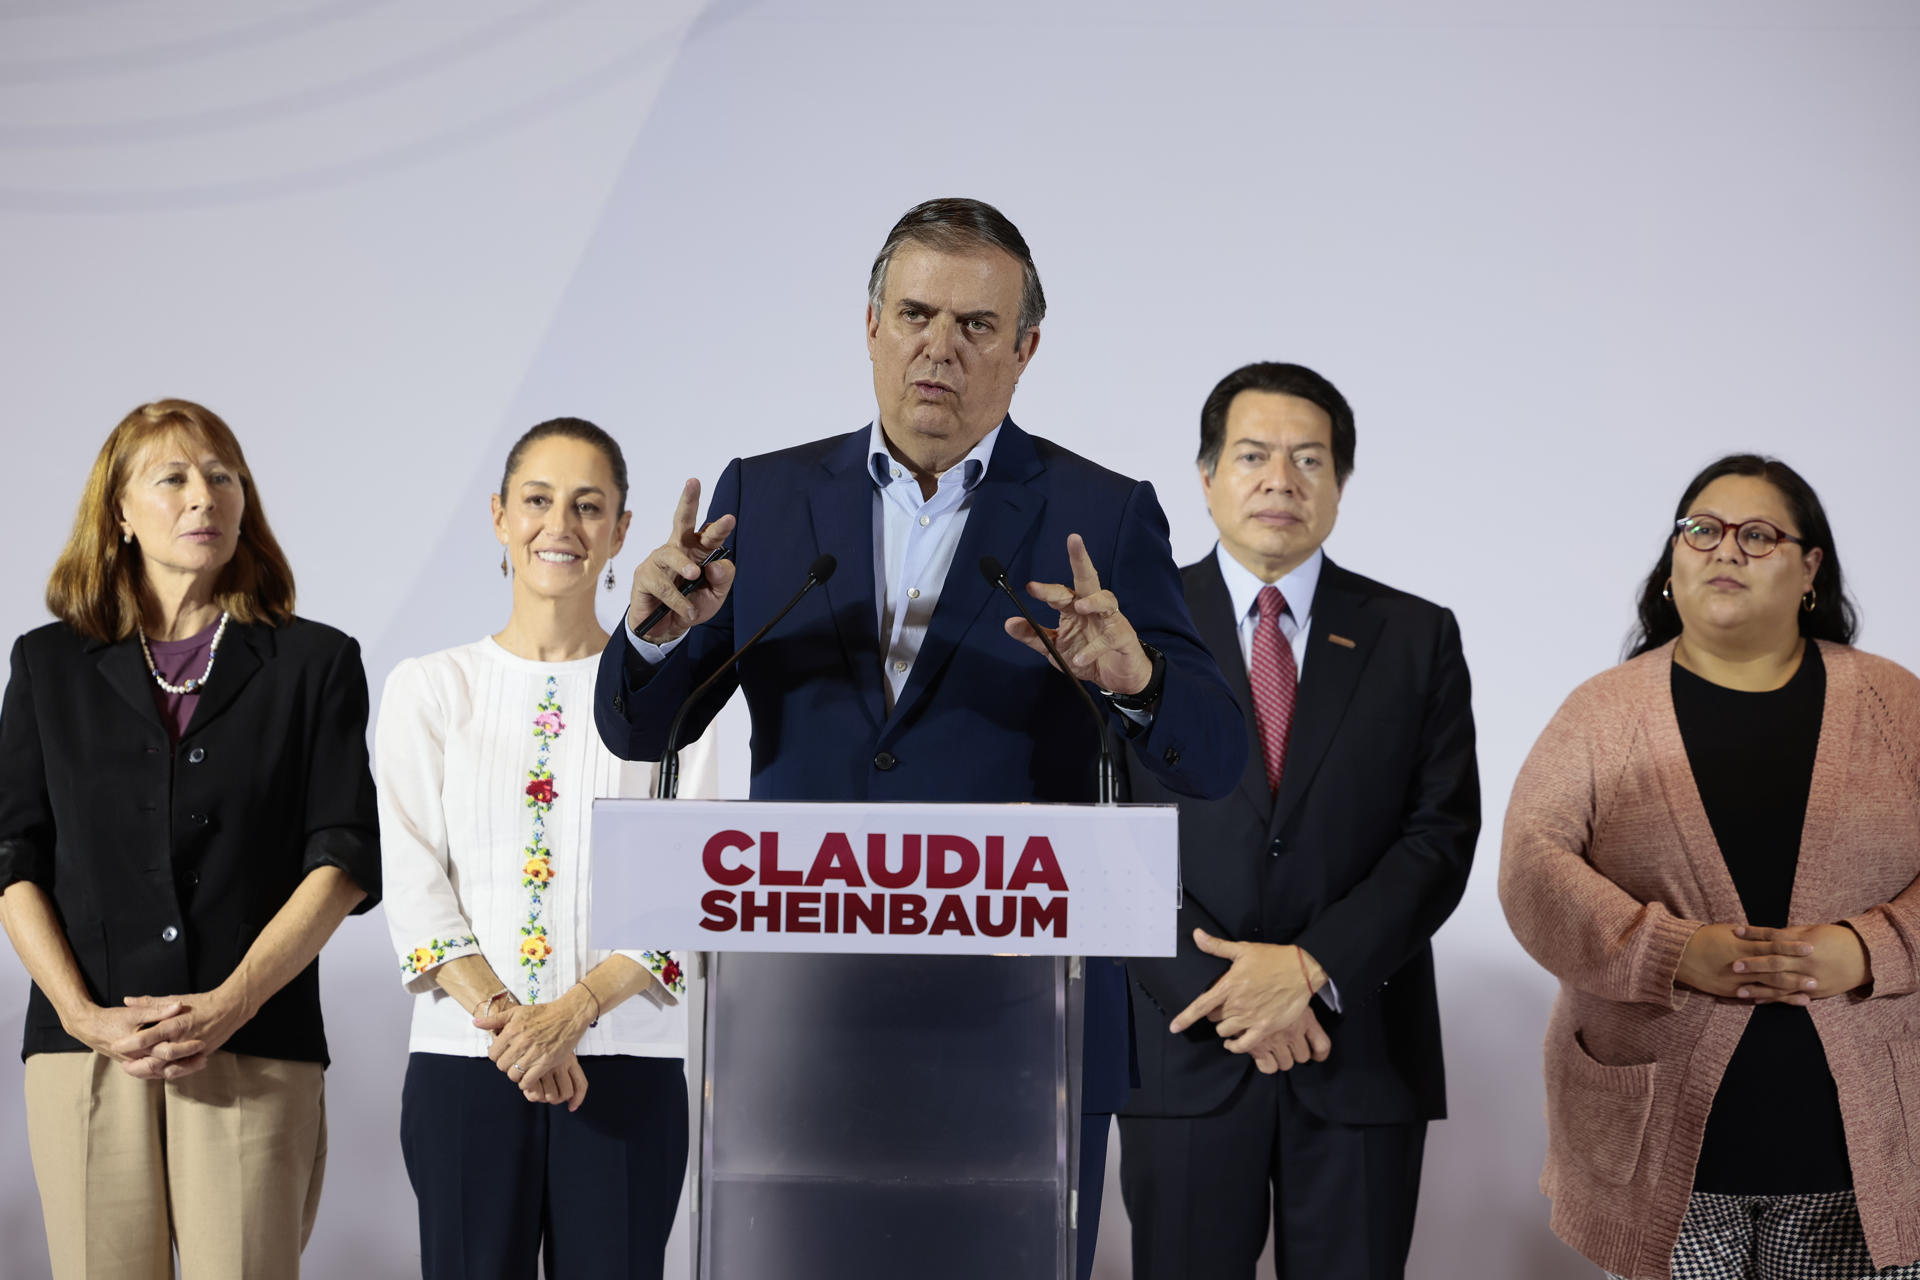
[24,1050,327,1280]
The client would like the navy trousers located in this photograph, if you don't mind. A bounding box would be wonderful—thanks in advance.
[400,1053,689,1280]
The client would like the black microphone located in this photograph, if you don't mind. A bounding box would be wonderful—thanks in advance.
[979,555,1115,805]
[653,553,837,799]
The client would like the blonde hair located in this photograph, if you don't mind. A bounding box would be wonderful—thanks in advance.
[46,399,296,642]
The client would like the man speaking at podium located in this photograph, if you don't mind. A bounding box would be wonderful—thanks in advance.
[595,197,1244,1276]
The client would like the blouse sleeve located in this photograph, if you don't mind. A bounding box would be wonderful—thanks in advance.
[596,721,723,1004]
[1498,687,1702,1008]
[0,637,54,892]
[376,658,484,993]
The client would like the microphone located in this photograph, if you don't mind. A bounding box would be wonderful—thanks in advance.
[978,555,1115,805]
[653,553,837,799]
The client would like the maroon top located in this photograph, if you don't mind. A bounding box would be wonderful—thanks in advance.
[144,620,219,744]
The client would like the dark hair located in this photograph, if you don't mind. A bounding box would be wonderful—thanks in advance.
[1198,362,1356,486]
[499,417,629,516]
[1625,454,1857,659]
[48,399,296,642]
[867,197,1046,340]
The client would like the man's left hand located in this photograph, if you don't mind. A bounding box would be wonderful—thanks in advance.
[1167,929,1327,1056]
[1007,533,1154,695]
[1248,1007,1333,1075]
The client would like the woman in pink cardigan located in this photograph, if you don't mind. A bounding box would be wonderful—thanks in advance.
[1501,454,1920,1279]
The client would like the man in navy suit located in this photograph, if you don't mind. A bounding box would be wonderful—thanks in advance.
[595,198,1245,1277]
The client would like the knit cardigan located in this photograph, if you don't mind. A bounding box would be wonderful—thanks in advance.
[1499,640,1920,1278]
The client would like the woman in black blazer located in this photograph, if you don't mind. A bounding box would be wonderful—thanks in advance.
[0,399,380,1280]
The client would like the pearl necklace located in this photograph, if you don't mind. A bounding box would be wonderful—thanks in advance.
[138,611,231,695]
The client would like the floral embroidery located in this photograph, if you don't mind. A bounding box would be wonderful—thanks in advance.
[520,677,563,1002]
[400,934,477,976]
[641,949,686,998]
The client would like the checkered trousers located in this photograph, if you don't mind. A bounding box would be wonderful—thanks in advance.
[1605,1191,1920,1280]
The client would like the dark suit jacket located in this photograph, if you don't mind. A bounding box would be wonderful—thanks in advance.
[0,618,381,1064]
[594,420,1248,1112]
[1123,554,1478,1125]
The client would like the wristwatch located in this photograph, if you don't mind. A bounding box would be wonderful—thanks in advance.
[1106,643,1166,714]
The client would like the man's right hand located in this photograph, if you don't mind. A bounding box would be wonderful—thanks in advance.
[627,478,737,645]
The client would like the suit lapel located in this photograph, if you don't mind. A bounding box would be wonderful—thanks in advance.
[807,430,887,731]
[181,622,267,738]
[94,639,165,732]
[886,422,1044,731]
[1186,555,1272,825]
[1271,561,1384,833]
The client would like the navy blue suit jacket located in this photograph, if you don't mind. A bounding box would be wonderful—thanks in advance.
[594,420,1246,1112]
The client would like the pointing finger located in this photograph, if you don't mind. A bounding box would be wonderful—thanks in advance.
[1168,981,1228,1035]
[1066,533,1102,597]
[669,478,703,539]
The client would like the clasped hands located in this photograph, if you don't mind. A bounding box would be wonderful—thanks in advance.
[1675,922,1871,1005]
[474,987,596,1111]
[1168,928,1334,1076]
[69,983,255,1081]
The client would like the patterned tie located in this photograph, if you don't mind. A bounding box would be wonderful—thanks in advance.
[1249,585,1298,793]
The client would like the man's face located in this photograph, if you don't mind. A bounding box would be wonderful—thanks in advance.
[1200,390,1343,582]
[867,241,1037,472]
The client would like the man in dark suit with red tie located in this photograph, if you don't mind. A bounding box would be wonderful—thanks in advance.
[1118,363,1480,1279]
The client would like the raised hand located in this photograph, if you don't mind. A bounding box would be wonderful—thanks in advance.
[626,477,736,645]
[1005,533,1154,696]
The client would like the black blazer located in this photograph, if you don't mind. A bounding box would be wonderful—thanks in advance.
[1122,555,1479,1125]
[0,618,380,1064]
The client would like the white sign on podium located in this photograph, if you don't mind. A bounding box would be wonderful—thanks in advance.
[591,799,1178,957]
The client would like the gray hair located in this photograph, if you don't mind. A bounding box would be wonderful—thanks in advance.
[866,197,1047,341]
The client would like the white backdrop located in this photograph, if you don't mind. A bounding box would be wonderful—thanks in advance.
[2,2,1917,1276]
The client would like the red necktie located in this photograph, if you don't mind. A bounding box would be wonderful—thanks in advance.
[1249,585,1297,793]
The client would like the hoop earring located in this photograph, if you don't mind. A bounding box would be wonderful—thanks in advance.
[604,565,616,591]
[500,551,509,578]
[1803,587,1817,613]
[1661,578,1673,604]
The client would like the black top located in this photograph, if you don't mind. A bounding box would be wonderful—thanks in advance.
[1675,644,1851,1193]
[0,618,381,1065]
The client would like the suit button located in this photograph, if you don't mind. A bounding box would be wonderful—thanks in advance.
[189,813,209,827]
[612,693,625,713]
[179,870,199,890]
[187,746,206,764]
[873,751,897,772]
[1163,746,1181,765]
[1270,836,1286,857]
[160,926,179,942]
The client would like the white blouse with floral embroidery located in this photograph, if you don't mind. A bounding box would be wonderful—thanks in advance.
[376,638,718,1058]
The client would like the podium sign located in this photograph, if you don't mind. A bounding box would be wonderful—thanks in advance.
[591,799,1178,958]
[588,799,1177,1280]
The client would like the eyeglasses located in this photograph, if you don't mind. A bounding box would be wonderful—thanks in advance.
[1673,514,1806,559]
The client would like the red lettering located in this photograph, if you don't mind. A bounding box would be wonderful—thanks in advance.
[927,835,980,889]
[740,891,778,931]
[703,829,755,887]
[825,892,840,933]
[844,892,884,934]
[785,891,822,933]
[1007,836,1068,892]
[889,893,928,934]
[806,832,866,887]
[1019,896,1068,937]
[759,831,801,886]
[928,894,975,935]
[870,833,921,889]
[700,889,737,931]
[985,835,1005,891]
[977,895,1016,937]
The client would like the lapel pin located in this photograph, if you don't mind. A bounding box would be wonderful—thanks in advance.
[1328,633,1357,649]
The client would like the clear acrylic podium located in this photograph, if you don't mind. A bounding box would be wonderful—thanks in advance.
[592,799,1177,1280]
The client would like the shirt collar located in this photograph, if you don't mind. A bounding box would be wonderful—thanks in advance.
[1215,543,1324,625]
[867,416,1002,493]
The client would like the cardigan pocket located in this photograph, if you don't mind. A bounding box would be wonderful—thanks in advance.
[1892,1039,1920,1163]
[1551,1027,1658,1187]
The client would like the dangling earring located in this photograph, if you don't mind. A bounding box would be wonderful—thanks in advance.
[1803,587,1817,613]
[1661,578,1673,603]
[122,531,132,544]
[500,551,509,578]
[604,565,616,591]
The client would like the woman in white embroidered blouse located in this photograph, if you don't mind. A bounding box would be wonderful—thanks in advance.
[377,419,716,1280]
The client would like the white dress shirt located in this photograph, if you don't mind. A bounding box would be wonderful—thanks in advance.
[1210,544,1342,1011]
[376,639,719,1057]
